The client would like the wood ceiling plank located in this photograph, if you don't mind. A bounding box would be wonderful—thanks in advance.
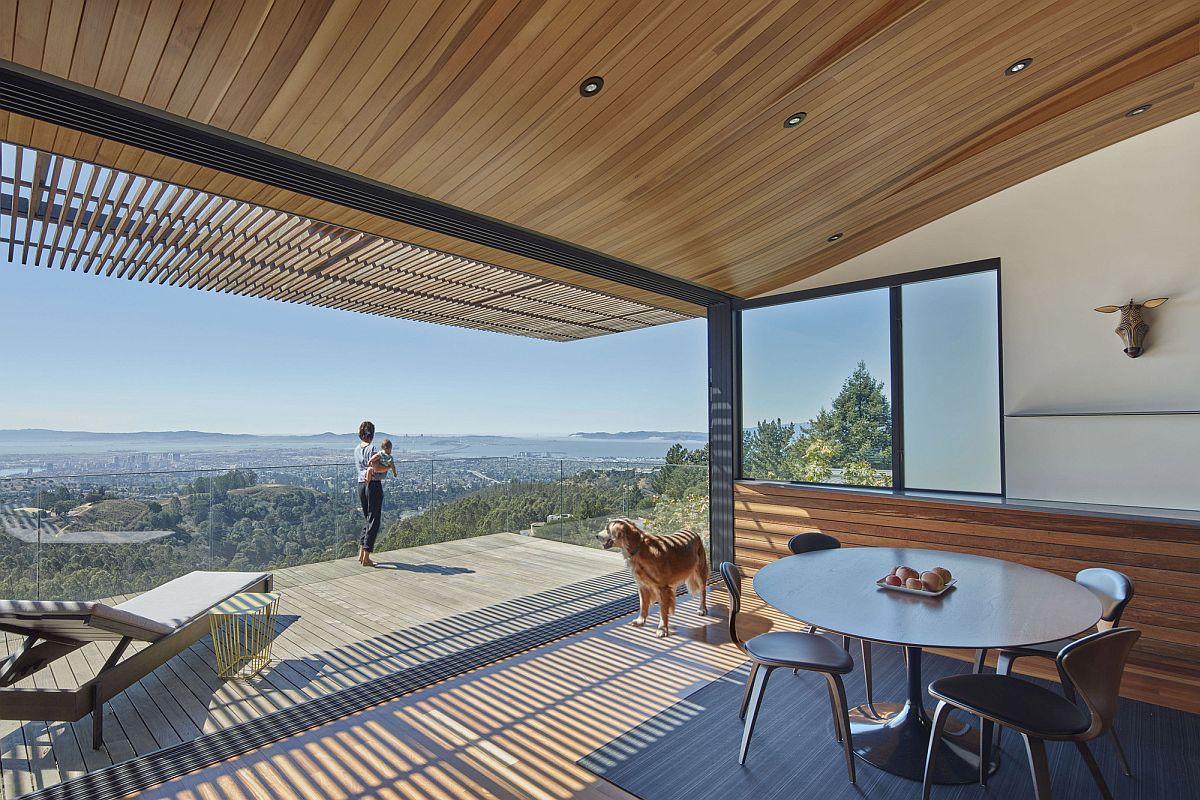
[747,73,1200,294]
[0,0,16,61]
[5,0,1196,299]
[184,0,274,123]
[67,0,117,86]
[119,0,183,103]
[404,0,741,208]
[93,0,151,96]
[142,0,218,110]
[146,0,225,114]
[592,1,1186,271]
[301,0,484,164]
[203,0,307,131]
[246,0,373,140]
[228,0,337,135]
[42,0,85,79]
[12,0,50,67]
[265,0,442,150]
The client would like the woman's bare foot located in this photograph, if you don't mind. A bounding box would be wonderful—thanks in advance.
[361,552,376,568]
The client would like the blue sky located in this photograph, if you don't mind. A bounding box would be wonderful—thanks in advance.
[0,264,709,436]
[741,288,892,427]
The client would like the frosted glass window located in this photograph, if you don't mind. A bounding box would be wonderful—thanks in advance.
[901,271,1001,493]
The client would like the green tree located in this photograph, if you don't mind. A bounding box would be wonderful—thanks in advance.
[803,361,891,469]
[743,419,799,480]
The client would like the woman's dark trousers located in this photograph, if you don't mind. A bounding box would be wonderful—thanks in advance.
[358,479,383,552]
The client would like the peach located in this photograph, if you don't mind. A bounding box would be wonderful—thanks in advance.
[921,571,945,592]
[883,575,902,586]
[904,577,924,590]
[895,566,919,581]
[933,567,952,582]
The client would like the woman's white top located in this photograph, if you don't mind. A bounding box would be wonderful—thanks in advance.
[355,441,379,483]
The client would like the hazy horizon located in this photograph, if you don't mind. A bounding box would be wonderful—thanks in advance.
[2,264,718,436]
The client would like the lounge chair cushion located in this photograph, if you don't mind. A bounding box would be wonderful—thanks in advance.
[0,599,172,642]
[0,571,270,643]
[114,570,270,629]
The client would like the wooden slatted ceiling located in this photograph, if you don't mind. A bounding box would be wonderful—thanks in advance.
[0,142,693,341]
[0,0,1195,301]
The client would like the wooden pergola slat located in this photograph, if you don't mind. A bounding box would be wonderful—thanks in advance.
[0,142,693,341]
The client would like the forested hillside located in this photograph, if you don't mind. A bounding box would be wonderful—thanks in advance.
[1,452,709,601]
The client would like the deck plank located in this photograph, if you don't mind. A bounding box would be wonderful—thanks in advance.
[0,534,622,796]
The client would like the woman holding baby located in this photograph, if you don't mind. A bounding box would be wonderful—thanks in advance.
[354,420,397,568]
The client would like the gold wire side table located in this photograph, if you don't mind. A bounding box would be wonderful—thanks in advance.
[208,592,281,679]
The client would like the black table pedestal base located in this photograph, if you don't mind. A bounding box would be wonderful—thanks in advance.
[848,647,999,784]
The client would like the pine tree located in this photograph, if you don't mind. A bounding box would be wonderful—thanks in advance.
[742,419,798,480]
[803,361,891,469]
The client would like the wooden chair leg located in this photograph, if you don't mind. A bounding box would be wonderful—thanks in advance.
[825,673,855,784]
[922,700,954,800]
[739,663,760,721]
[979,717,993,786]
[1109,728,1132,776]
[823,676,844,743]
[973,648,988,673]
[992,652,1016,752]
[1075,741,1114,800]
[738,665,773,765]
[1022,734,1052,800]
[858,639,874,709]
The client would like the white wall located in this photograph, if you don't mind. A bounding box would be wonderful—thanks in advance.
[762,113,1200,511]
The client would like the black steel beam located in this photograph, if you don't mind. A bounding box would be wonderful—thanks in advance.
[707,301,740,566]
[0,60,733,309]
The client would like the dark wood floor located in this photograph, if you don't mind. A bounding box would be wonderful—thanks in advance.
[582,645,1196,799]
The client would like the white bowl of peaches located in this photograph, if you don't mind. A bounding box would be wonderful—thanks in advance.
[876,565,955,597]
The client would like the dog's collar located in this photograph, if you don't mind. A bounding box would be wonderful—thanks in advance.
[627,538,642,557]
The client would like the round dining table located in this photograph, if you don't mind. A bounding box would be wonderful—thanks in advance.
[753,546,1101,784]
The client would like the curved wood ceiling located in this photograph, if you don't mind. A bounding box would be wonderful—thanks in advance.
[1,0,1196,300]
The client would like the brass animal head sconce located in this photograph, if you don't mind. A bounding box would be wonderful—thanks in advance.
[1094,297,1168,358]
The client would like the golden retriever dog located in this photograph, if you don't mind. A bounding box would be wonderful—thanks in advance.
[597,518,708,637]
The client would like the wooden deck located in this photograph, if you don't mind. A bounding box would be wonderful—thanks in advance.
[0,533,624,799]
[123,586,1196,800]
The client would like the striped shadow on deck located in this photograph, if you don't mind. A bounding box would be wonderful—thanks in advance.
[18,570,648,800]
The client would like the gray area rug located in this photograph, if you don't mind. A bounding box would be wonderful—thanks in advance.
[579,643,1196,799]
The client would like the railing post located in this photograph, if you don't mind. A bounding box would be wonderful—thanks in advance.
[708,301,740,567]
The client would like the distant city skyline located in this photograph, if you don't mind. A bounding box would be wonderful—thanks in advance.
[2,263,711,436]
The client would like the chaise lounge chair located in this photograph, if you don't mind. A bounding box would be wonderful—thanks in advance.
[0,570,272,747]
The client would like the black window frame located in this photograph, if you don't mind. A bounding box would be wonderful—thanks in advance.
[736,257,1004,496]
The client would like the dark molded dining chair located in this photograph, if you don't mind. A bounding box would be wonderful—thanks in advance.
[923,627,1140,800]
[719,562,856,783]
[787,533,874,707]
[972,568,1134,773]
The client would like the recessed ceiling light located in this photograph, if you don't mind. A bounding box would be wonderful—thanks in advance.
[784,112,807,128]
[1125,103,1152,117]
[1004,58,1033,75]
[827,232,843,242]
[579,76,604,97]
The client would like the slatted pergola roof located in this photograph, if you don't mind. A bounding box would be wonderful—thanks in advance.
[0,142,693,341]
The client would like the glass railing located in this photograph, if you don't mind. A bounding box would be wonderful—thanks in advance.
[0,457,709,600]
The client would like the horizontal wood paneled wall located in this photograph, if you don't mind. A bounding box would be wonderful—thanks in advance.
[734,481,1200,712]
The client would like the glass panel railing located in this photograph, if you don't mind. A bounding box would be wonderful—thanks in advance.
[0,477,45,599]
[644,462,711,553]
[0,457,712,599]
[17,470,211,601]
